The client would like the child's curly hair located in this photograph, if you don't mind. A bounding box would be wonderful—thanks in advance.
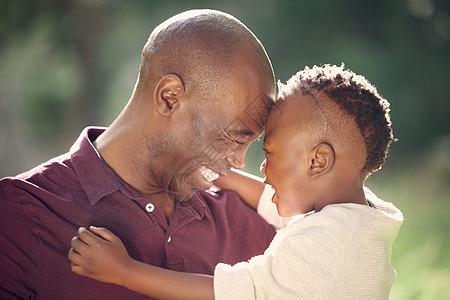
[279,64,396,174]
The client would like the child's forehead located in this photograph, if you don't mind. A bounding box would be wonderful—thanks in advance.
[265,92,333,141]
[265,98,311,137]
[270,93,317,121]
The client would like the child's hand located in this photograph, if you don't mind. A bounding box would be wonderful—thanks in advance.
[68,226,133,286]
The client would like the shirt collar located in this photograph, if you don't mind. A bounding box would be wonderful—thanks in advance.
[69,127,207,219]
[180,192,206,220]
[70,127,138,205]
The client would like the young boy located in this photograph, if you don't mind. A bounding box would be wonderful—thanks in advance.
[68,64,403,299]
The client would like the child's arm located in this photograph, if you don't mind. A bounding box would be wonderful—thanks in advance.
[214,169,265,210]
[68,226,214,300]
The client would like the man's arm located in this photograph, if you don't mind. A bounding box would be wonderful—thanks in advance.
[69,226,214,300]
[214,169,265,210]
[0,183,41,299]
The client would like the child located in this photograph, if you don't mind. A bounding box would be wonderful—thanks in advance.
[68,64,403,299]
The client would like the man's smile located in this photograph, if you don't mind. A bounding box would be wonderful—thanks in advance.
[199,166,220,182]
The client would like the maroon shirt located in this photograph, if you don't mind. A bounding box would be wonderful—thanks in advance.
[0,127,276,300]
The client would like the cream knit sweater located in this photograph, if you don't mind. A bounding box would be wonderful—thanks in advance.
[214,186,403,299]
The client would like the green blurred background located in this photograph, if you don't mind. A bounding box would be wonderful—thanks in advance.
[1,0,449,298]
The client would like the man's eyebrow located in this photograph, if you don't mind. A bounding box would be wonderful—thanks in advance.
[227,129,256,138]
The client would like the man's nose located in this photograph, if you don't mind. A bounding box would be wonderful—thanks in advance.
[260,159,266,175]
[226,147,246,169]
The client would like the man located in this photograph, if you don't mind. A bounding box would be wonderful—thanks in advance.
[0,10,276,299]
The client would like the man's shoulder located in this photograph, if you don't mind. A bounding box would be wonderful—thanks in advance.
[197,188,256,210]
[0,152,78,199]
[197,189,275,232]
[196,189,276,255]
[198,188,241,202]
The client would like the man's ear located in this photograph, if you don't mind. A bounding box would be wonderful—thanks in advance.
[154,74,184,117]
[309,142,335,178]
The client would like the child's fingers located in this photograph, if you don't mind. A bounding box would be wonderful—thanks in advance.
[77,226,103,245]
[70,262,85,276]
[67,247,83,265]
[70,236,89,254]
[89,226,119,243]
[68,248,96,278]
[70,260,91,278]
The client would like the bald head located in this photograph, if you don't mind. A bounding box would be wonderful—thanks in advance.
[136,9,274,102]
[95,10,276,205]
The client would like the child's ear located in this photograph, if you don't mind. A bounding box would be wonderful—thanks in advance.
[309,142,335,178]
[154,74,184,117]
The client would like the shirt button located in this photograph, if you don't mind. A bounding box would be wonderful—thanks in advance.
[145,203,155,212]
[167,236,172,243]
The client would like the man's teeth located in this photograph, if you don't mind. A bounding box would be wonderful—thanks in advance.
[200,166,220,182]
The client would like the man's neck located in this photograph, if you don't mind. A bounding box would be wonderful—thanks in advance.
[94,127,176,220]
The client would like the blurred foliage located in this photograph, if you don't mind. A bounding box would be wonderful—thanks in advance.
[369,137,450,299]
[1,0,449,298]
[1,0,449,175]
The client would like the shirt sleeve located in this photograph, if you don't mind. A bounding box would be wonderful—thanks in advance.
[256,184,291,230]
[0,180,41,299]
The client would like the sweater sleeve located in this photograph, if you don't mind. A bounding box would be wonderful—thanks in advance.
[213,218,336,299]
[213,223,325,299]
[213,206,371,299]
[214,261,256,300]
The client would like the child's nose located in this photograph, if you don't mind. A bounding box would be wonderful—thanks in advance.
[260,159,266,175]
